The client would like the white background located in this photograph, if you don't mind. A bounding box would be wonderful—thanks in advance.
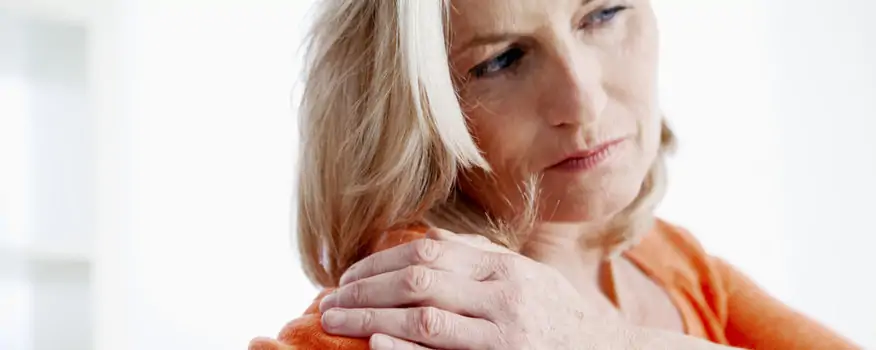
[0,0,874,349]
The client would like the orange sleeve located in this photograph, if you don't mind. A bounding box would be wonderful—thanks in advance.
[714,258,860,349]
[247,289,370,350]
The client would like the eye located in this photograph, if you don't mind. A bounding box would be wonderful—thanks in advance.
[581,5,628,29]
[469,46,526,79]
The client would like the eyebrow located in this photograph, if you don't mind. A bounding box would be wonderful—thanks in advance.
[450,0,597,57]
[451,33,519,57]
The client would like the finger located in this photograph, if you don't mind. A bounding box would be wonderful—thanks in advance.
[322,267,495,318]
[426,228,511,254]
[340,238,508,285]
[322,307,499,350]
[370,334,433,350]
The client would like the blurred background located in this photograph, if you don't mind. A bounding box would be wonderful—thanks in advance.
[0,0,873,349]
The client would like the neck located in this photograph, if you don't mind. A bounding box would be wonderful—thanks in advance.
[519,221,625,310]
[521,218,621,258]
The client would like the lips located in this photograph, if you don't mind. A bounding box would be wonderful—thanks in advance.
[547,138,626,172]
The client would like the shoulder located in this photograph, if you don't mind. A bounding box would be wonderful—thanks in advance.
[626,219,716,275]
[625,219,732,334]
[248,289,369,350]
[634,219,707,256]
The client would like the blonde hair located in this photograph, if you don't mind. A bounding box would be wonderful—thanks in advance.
[296,0,676,287]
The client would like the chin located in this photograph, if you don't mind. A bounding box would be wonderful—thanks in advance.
[537,167,647,223]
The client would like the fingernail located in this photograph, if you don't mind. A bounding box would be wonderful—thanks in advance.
[339,272,353,286]
[370,334,394,350]
[322,310,346,328]
[340,263,361,285]
[319,291,337,312]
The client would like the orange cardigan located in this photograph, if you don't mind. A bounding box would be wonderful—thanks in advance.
[249,220,856,350]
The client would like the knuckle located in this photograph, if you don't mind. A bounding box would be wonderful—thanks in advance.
[359,309,375,331]
[414,307,445,339]
[411,239,441,263]
[401,265,433,295]
[347,282,367,305]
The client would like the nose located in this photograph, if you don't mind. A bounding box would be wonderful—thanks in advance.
[538,43,608,129]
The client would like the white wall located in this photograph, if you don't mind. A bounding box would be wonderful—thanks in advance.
[119,0,318,349]
[0,10,95,350]
[654,0,792,297]
[656,0,876,347]
[767,0,876,345]
[0,0,102,22]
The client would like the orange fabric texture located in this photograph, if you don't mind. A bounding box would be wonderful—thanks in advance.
[248,221,856,350]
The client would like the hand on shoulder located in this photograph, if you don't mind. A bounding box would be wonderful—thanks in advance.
[315,228,736,350]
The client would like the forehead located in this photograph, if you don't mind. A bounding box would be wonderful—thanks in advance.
[448,0,577,33]
[446,0,589,57]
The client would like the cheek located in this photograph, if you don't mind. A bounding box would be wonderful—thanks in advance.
[609,14,661,157]
[637,115,662,175]
[460,102,547,215]
[463,93,542,174]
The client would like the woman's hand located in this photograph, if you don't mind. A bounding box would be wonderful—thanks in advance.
[317,228,632,349]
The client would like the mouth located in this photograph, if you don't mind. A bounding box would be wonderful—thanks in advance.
[546,138,626,172]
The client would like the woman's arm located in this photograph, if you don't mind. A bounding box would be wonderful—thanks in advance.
[712,258,860,349]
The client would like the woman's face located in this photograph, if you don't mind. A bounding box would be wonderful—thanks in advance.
[449,0,661,224]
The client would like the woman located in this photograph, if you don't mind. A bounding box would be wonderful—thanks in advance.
[251,0,857,348]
